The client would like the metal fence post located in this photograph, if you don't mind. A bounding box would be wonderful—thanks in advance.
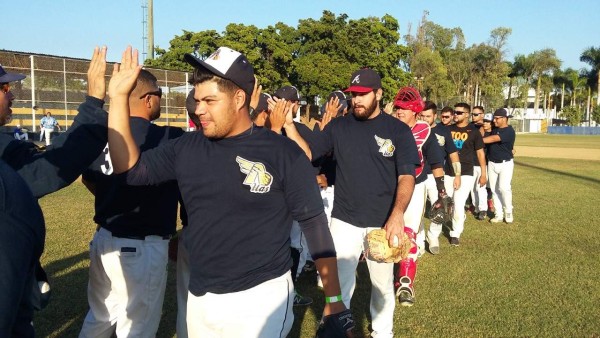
[63,59,68,129]
[30,55,36,132]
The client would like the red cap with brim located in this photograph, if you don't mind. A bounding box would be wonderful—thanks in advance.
[344,86,374,93]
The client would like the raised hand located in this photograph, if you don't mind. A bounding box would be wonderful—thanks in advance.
[87,46,108,100]
[249,76,262,110]
[268,98,290,134]
[108,46,141,100]
[315,96,338,131]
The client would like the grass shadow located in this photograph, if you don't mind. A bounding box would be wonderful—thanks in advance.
[515,160,600,185]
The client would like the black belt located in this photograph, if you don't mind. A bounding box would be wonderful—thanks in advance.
[96,226,172,240]
[490,159,512,163]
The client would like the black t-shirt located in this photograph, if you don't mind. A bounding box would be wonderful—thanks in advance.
[445,124,484,176]
[311,111,420,228]
[123,126,324,296]
[469,123,483,167]
[487,126,515,162]
[83,118,184,237]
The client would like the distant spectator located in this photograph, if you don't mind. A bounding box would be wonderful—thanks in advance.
[39,112,60,145]
[14,124,28,140]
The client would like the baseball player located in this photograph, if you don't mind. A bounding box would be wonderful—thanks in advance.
[310,68,420,337]
[470,106,488,220]
[416,101,461,255]
[390,87,445,306]
[0,48,112,337]
[39,111,61,145]
[79,69,184,338]
[443,103,487,246]
[106,46,349,337]
[439,106,454,126]
[484,108,516,223]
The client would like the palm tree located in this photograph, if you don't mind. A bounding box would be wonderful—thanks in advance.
[530,49,561,115]
[580,47,600,105]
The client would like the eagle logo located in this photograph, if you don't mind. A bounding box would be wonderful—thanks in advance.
[435,133,445,146]
[236,156,273,193]
[374,135,395,157]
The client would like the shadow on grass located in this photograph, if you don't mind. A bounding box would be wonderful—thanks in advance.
[515,160,600,185]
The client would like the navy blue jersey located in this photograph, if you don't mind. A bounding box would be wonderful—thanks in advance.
[445,124,484,176]
[122,126,324,296]
[487,126,515,162]
[0,96,108,198]
[310,112,420,228]
[83,118,184,237]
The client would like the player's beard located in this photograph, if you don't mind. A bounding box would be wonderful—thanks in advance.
[353,97,378,120]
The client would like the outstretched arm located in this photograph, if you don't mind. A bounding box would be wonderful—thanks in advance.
[107,46,142,174]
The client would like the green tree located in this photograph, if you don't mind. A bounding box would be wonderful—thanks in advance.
[530,49,561,115]
[580,46,600,105]
[560,106,582,126]
[592,105,600,124]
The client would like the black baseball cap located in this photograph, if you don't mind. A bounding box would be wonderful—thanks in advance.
[273,86,301,102]
[0,65,26,83]
[320,90,348,114]
[255,93,270,113]
[184,47,255,97]
[493,108,513,118]
[344,68,382,93]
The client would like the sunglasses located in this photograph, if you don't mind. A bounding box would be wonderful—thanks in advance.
[440,115,452,119]
[471,113,481,116]
[454,110,467,115]
[140,87,162,99]
[1,83,10,94]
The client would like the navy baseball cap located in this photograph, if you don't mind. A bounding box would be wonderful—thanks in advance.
[494,108,513,118]
[0,65,26,83]
[344,68,382,93]
[255,93,270,113]
[320,90,348,114]
[184,47,255,97]
[273,86,301,102]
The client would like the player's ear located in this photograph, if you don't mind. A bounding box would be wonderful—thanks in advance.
[375,89,383,101]
[234,89,246,111]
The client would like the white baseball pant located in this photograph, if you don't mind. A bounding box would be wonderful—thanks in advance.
[330,218,395,338]
[488,160,514,216]
[79,228,169,338]
[176,228,190,338]
[444,175,476,238]
[186,272,294,337]
[471,166,488,212]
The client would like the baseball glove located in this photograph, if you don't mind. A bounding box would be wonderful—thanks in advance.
[315,309,355,338]
[364,229,412,264]
[430,193,454,224]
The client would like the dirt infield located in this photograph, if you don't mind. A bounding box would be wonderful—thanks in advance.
[515,146,600,161]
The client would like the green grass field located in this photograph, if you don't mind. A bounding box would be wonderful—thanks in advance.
[515,134,600,149]
[34,151,600,337]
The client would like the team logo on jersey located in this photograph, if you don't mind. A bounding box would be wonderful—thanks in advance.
[435,133,445,146]
[374,135,395,157]
[236,156,273,193]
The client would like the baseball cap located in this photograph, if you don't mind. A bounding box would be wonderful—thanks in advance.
[483,113,493,122]
[393,87,425,113]
[320,90,348,115]
[273,86,301,102]
[0,65,26,83]
[493,108,513,118]
[344,68,382,93]
[255,93,270,113]
[184,47,255,97]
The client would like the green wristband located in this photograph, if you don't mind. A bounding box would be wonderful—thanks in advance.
[325,295,343,303]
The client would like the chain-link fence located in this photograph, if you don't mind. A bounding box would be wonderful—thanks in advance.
[1,50,191,133]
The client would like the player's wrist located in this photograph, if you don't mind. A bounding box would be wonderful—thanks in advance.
[325,294,343,303]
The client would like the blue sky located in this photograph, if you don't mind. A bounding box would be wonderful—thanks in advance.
[4,0,598,71]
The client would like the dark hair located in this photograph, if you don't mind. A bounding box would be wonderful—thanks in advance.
[454,102,471,112]
[440,106,454,114]
[424,100,437,111]
[191,68,250,107]
[473,105,484,112]
[132,69,159,97]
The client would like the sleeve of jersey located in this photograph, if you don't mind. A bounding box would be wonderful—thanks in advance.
[298,212,336,260]
[308,122,334,162]
[284,153,325,221]
[424,135,445,169]
[394,125,419,177]
[4,96,108,198]
[125,137,178,186]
